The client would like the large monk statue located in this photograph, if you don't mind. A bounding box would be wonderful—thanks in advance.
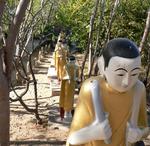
[59,55,79,122]
[66,38,149,146]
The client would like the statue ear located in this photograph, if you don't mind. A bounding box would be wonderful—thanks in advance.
[97,56,105,76]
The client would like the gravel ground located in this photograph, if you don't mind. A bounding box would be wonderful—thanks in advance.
[10,53,69,145]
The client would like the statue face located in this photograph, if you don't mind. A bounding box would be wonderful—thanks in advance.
[61,43,67,49]
[104,56,141,92]
[69,60,75,64]
[57,41,62,47]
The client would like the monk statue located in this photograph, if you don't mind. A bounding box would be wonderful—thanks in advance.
[53,31,67,72]
[59,55,79,122]
[66,38,149,146]
[53,40,61,70]
[54,40,69,80]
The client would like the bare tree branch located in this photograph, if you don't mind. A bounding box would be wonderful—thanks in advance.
[105,0,120,42]
[4,0,30,82]
[88,0,106,77]
[80,0,100,82]
[139,10,150,52]
[88,0,100,74]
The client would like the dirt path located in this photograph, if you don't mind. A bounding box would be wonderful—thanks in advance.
[10,53,69,145]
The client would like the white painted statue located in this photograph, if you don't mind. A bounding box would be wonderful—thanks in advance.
[66,38,149,146]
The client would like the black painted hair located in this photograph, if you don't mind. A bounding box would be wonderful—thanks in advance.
[67,55,75,62]
[102,38,140,68]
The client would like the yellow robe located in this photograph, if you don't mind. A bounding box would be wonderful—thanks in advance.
[53,43,61,70]
[60,63,78,111]
[66,76,147,146]
[55,47,68,80]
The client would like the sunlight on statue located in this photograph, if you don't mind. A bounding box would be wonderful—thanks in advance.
[66,38,149,146]
[53,31,68,76]
[59,55,79,122]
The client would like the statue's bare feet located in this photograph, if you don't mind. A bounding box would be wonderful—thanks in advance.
[64,111,72,123]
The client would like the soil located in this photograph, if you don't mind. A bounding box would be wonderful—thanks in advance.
[9,53,150,146]
[10,53,70,146]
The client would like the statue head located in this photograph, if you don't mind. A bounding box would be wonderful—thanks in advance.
[61,40,68,49]
[67,55,76,64]
[99,38,141,92]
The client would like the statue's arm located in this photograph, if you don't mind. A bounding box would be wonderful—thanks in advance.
[138,83,148,127]
[138,83,150,138]
[66,80,93,146]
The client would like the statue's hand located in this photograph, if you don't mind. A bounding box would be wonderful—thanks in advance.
[63,75,69,80]
[96,118,112,140]
[67,118,112,145]
[127,122,143,143]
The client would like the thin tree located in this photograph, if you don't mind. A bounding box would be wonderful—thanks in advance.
[80,0,100,82]
[88,0,106,77]
[10,0,56,124]
[0,0,30,145]
[139,10,150,86]
[139,10,150,101]
[139,10,150,52]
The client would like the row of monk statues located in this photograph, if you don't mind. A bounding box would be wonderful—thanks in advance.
[53,32,149,146]
[53,31,79,122]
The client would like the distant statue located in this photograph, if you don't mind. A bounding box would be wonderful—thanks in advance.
[59,55,79,122]
[53,31,67,70]
[66,38,149,146]
[57,31,66,43]
[53,40,61,70]
[53,39,69,80]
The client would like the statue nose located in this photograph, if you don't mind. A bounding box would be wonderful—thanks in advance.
[122,75,130,87]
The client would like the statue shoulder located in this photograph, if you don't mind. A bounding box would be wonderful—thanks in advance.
[80,76,103,94]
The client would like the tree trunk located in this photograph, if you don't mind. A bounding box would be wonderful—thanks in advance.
[139,10,150,52]
[0,0,6,25]
[0,0,30,145]
[5,0,30,82]
[0,53,9,146]
[88,0,100,74]
[0,0,9,145]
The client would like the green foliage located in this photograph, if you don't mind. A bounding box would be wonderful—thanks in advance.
[53,0,150,54]
[5,0,150,59]
[32,0,41,13]
[110,0,150,43]
[103,0,150,66]
[54,0,94,50]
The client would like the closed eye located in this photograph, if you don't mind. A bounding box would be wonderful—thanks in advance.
[131,73,138,76]
[117,74,124,76]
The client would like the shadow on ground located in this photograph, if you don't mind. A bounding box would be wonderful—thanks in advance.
[10,140,65,146]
